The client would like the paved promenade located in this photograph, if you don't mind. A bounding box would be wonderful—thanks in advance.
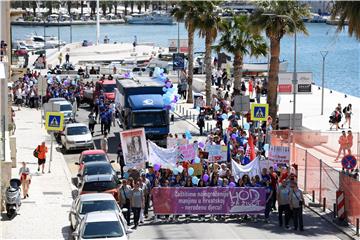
[1,108,74,239]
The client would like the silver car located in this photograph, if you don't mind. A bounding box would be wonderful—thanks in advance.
[61,123,94,152]
[72,211,131,240]
[69,193,127,230]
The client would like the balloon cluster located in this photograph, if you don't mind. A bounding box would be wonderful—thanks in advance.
[153,67,179,112]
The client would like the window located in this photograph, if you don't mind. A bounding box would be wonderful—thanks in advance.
[79,200,118,214]
[81,154,107,164]
[133,111,167,127]
[82,221,123,239]
[82,180,117,192]
[102,84,116,93]
[60,104,72,111]
[67,126,89,136]
[83,164,113,176]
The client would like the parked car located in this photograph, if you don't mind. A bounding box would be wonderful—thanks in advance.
[69,193,127,230]
[60,123,94,153]
[78,174,120,201]
[72,211,130,240]
[77,162,119,185]
[76,150,111,171]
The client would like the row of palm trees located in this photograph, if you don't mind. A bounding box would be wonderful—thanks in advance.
[171,0,360,127]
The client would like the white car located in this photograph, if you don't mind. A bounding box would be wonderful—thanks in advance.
[72,211,130,240]
[61,123,94,152]
[69,193,127,230]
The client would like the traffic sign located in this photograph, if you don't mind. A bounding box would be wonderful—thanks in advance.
[341,155,357,170]
[45,112,64,131]
[250,103,269,121]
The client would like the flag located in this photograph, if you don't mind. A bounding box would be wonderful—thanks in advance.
[248,134,256,161]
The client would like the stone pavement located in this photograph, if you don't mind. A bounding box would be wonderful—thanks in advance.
[1,107,74,239]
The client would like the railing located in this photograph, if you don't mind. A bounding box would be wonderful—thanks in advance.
[271,130,360,226]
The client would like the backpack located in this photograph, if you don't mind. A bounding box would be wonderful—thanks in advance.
[33,145,40,158]
[343,107,347,114]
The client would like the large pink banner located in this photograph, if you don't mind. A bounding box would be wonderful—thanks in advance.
[152,187,266,215]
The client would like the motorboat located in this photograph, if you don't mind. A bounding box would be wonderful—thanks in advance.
[125,11,175,25]
[25,34,66,49]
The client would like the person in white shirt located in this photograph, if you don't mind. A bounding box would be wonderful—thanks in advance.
[100,132,108,153]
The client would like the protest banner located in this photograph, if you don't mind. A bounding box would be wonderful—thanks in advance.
[152,187,266,215]
[268,145,290,164]
[189,163,203,176]
[148,140,178,169]
[206,145,228,162]
[231,159,261,182]
[178,144,196,162]
[167,137,187,149]
[120,128,147,169]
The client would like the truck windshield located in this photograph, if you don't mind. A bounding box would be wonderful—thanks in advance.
[102,84,116,93]
[132,111,167,127]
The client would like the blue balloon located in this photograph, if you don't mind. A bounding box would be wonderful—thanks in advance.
[263,144,269,152]
[243,122,250,130]
[162,87,168,92]
[215,105,220,111]
[173,167,179,175]
[194,157,200,164]
[192,176,199,185]
[221,113,228,120]
[196,106,200,112]
[123,172,129,179]
[188,167,194,176]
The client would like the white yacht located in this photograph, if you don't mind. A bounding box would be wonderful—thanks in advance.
[125,11,175,25]
[24,34,66,49]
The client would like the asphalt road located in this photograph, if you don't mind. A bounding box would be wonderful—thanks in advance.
[60,103,350,240]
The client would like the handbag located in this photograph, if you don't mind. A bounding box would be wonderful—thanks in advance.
[33,146,39,158]
[293,190,303,206]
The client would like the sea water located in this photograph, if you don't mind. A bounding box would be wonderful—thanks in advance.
[12,23,360,97]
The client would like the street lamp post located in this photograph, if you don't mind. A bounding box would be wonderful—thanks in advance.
[320,50,328,115]
[263,13,297,129]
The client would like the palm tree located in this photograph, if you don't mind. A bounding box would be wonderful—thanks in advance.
[171,2,202,104]
[251,1,310,127]
[66,1,72,15]
[332,1,360,40]
[130,1,134,13]
[31,1,37,16]
[215,16,267,94]
[137,1,143,13]
[124,1,129,16]
[197,1,222,105]
[90,0,96,17]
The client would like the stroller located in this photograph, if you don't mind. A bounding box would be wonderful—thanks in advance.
[5,178,21,218]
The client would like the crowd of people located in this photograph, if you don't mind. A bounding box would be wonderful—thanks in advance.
[329,103,353,130]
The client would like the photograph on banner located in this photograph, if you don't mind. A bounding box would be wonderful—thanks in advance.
[206,145,228,162]
[268,145,290,165]
[120,128,148,169]
[152,187,266,215]
[148,140,178,169]
[189,163,203,176]
[167,137,187,149]
[178,144,197,162]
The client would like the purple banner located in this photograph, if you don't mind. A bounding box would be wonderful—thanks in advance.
[152,187,266,215]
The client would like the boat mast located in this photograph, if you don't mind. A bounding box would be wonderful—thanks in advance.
[96,0,100,45]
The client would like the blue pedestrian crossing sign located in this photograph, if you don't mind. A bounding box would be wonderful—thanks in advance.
[45,112,64,131]
[251,104,269,121]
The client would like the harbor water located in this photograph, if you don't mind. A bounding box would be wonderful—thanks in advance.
[12,22,360,97]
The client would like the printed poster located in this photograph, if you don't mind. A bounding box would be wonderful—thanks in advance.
[206,145,228,162]
[268,145,290,164]
[120,128,148,169]
[178,144,197,162]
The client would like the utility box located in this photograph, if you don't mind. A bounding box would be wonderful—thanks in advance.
[278,113,303,129]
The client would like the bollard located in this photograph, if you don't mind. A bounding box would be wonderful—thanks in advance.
[186,110,188,118]
[357,218,359,236]
[312,190,315,203]
[171,114,174,122]
[190,112,192,119]
[333,203,337,219]
[210,125,213,132]
[182,107,184,115]
[323,198,326,212]
[206,123,209,132]
[193,115,195,122]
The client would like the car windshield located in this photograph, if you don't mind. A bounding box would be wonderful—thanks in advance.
[102,84,116,93]
[84,164,113,176]
[81,154,107,164]
[79,200,118,214]
[60,104,72,111]
[82,221,123,239]
[82,180,117,192]
[133,111,167,127]
[67,126,89,135]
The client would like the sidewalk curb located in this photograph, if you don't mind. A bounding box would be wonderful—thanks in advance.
[304,195,359,240]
